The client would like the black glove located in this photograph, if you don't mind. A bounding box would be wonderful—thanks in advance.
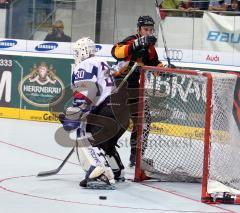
[167,63,176,68]
[160,72,176,78]
[146,35,157,45]
[132,35,157,51]
[160,63,177,78]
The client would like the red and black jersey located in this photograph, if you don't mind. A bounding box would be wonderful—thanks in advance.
[111,34,163,87]
[111,34,162,67]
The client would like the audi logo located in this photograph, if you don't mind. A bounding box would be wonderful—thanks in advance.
[163,49,183,61]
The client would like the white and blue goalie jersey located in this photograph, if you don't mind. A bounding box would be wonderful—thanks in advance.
[71,56,115,107]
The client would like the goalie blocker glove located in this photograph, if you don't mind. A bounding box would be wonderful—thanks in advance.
[132,35,157,51]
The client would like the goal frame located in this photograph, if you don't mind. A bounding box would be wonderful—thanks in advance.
[134,66,240,204]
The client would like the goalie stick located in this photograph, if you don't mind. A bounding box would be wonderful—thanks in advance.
[112,62,138,93]
[37,118,87,177]
[37,147,75,177]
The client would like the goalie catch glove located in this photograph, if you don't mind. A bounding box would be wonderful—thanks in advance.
[59,99,90,131]
[132,35,157,51]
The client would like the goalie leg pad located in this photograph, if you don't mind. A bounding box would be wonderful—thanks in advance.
[86,174,116,190]
[76,145,106,177]
[76,137,115,186]
[80,169,115,190]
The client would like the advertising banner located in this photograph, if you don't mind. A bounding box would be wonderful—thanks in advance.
[156,48,193,64]
[192,50,233,65]
[27,40,71,55]
[203,12,239,52]
[0,48,239,126]
[16,55,73,122]
[95,44,113,58]
[0,55,20,118]
[0,38,27,51]
[0,53,74,122]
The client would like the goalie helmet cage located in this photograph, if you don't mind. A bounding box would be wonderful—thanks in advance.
[134,66,240,205]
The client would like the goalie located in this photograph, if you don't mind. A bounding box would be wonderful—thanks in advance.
[59,37,129,189]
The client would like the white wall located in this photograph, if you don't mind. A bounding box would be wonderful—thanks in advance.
[100,0,159,43]
[55,8,73,40]
[0,9,6,37]
[72,0,97,42]
[160,17,194,49]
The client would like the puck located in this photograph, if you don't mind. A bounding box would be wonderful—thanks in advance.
[99,196,107,200]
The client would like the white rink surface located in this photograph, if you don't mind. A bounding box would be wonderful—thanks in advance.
[0,118,239,213]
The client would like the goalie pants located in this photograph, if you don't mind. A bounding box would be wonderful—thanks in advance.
[86,88,129,165]
[113,78,152,163]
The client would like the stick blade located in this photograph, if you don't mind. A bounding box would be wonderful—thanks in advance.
[37,169,59,177]
[37,147,75,178]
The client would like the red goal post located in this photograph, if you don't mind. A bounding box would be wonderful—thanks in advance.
[134,66,240,204]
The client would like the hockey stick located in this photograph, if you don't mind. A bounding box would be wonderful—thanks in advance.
[154,0,171,67]
[112,62,138,93]
[37,147,75,177]
[37,117,88,177]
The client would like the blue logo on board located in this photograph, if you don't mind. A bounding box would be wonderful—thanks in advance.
[207,31,240,43]
[35,42,58,51]
[95,44,102,52]
[0,40,17,48]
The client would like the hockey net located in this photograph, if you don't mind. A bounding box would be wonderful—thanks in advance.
[134,66,240,204]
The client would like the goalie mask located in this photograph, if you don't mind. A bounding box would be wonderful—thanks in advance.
[73,37,96,64]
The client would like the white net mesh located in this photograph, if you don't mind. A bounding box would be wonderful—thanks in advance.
[137,69,240,195]
[208,73,240,194]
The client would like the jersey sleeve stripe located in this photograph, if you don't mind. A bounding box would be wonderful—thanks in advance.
[73,91,92,105]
